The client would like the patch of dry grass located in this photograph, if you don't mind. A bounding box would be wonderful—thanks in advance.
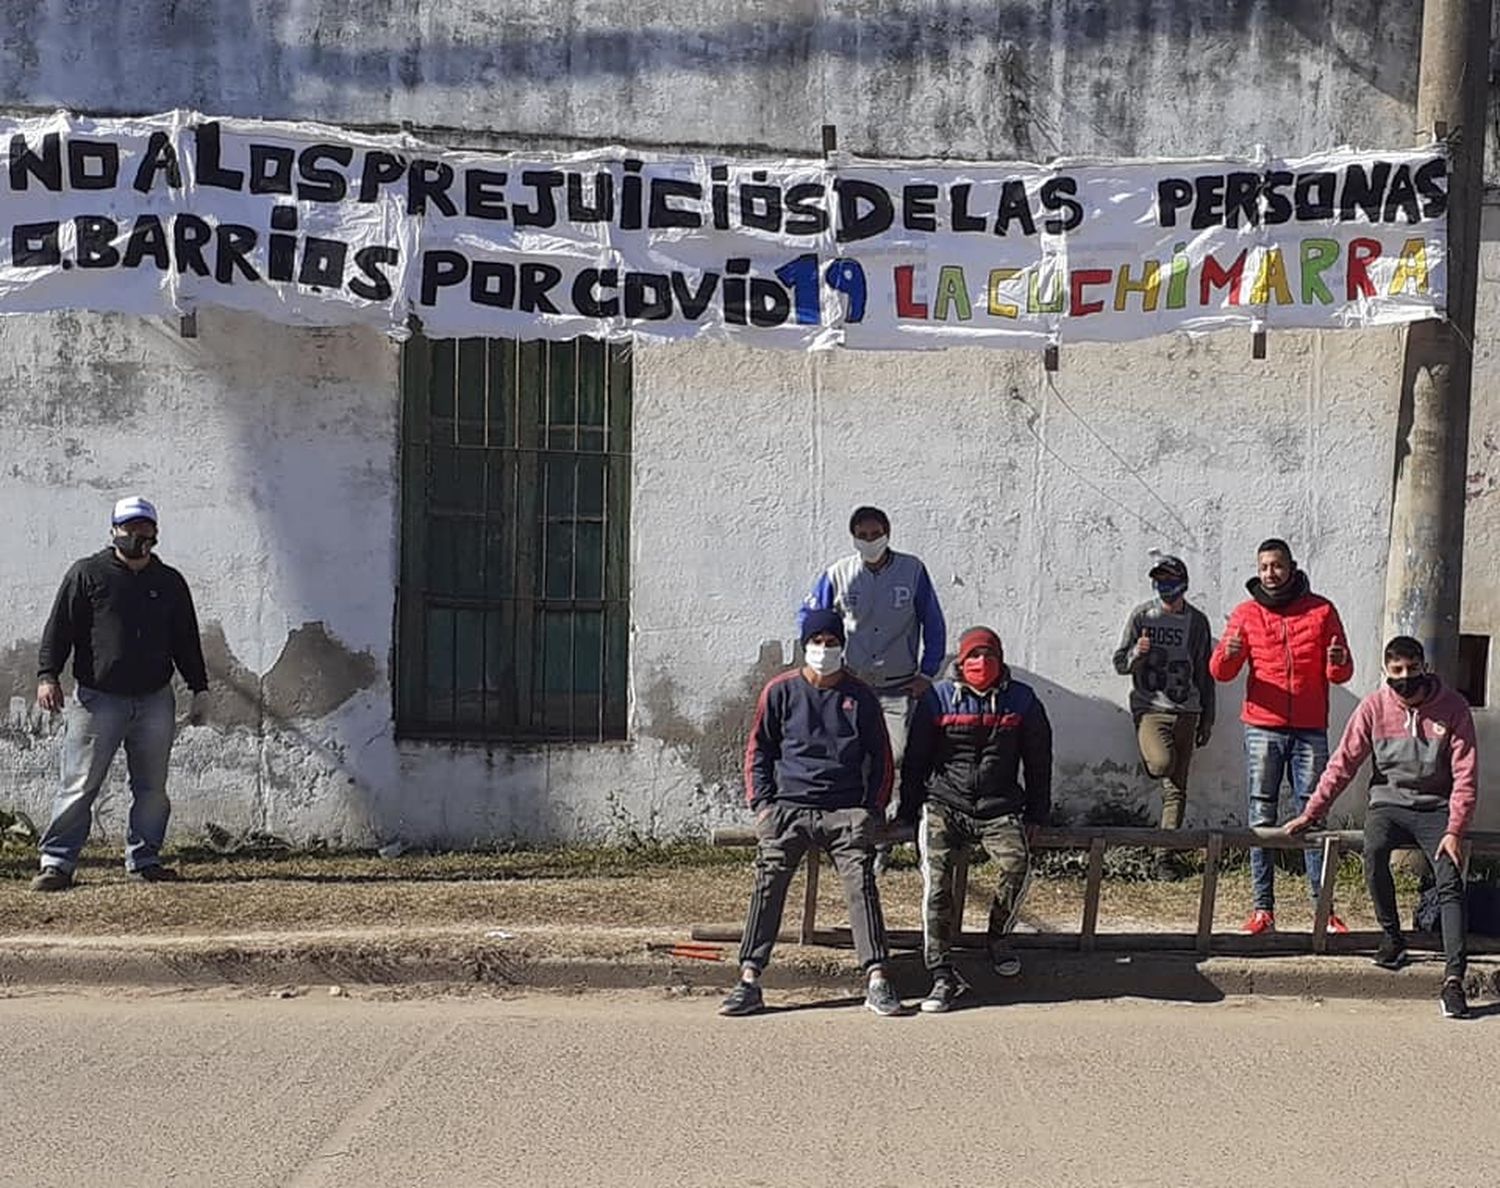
[0,843,1418,939]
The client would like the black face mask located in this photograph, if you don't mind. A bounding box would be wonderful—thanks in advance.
[1386,674,1426,701]
[112,532,156,560]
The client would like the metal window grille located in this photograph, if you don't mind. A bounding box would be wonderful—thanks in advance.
[396,335,631,741]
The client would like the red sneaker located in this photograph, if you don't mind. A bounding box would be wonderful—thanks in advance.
[1241,909,1276,935]
[1325,914,1350,934]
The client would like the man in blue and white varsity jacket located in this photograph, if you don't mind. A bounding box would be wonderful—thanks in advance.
[798,505,946,859]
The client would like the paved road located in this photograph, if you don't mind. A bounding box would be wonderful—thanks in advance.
[3,987,1497,1187]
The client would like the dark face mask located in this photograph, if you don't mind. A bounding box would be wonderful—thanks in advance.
[1154,580,1188,602]
[1386,674,1426,701]
[112,531,156,560]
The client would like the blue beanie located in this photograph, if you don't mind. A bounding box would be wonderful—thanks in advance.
[800,608,846,646]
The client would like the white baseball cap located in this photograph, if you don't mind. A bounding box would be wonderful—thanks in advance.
[111,496,158,525]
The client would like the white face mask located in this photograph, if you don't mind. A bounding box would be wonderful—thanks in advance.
[853,535,889,563]
[804,642,844,676]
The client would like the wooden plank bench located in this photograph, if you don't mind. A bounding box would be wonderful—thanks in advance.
[694,824,1500,957]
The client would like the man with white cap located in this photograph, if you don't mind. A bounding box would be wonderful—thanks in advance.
[31,496,209,891]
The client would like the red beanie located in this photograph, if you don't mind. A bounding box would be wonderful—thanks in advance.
[958,626,1002,661]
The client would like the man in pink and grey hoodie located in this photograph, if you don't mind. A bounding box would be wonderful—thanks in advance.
[1286,635,1478,1019]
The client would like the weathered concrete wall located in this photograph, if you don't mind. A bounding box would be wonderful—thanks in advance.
[1,1,1498,846]
[0,1,1432,162]
[0,311,405,842]
[0,305,1426,846]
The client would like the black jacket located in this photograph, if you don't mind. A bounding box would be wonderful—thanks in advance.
[38,549,208,696]
[899,672,1053,823]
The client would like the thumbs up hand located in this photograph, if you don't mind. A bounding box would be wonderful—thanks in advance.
[1328,635,1347,666]
[1135,632,1151,657]
[1224,626,1244,658]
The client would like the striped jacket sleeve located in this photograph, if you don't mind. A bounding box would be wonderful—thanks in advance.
[743,678,783,809]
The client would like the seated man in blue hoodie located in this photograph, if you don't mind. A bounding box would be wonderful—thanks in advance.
[720,608,901,1017]
[898,626,1053,1012]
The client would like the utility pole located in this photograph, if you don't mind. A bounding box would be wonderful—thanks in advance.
[1382,0,1491,683]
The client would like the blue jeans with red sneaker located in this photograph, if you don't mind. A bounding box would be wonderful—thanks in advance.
[1245,726,1328,912]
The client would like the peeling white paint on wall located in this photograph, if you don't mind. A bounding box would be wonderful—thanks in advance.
[1,1,1498,844]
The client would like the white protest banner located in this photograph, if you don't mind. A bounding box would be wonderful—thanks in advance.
[0,110,1448,349]
[179,118,420,328]
[411,152,843,346]
[0,111,186,318]
[838,149,1447,348]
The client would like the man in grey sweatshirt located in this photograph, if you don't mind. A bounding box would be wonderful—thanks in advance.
[1111,555,1215,829]
[800,505,946,869]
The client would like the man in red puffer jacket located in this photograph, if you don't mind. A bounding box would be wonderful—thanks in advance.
[1209,538,1354,935]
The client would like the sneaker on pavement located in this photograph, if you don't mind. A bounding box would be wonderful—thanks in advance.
[990,945,1022,978]
[1373,936,1410,971]
[1325,914,1350,935]
[1241,909,1275,935]
[1440,977,1471,1020]
[130,865,181,883]
[29,867,73,893]
[718,981,765,1017]
[919,970,968,1014]
[865,978,903,1017]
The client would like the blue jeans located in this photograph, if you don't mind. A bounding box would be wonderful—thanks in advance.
[38,685,176,873]
[1244,726,1329,911]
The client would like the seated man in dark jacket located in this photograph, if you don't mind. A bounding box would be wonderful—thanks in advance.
[720,608,901,1017]
[899,626,1053,1012]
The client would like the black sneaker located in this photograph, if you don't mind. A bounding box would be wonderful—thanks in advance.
[919,970,968,1014]
[1440,977,1471,1020]
[718,981,765,1017]
[865,978,903,1016]
[990,943,1022,978]
[130,865,181,883]
[29,867,73,893]
[1373,936,1410,971]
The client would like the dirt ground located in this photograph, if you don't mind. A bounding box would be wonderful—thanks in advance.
[0,843,1400,939]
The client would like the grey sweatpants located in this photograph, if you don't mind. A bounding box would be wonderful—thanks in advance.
[738,804,889,971]
[877,691,912,822]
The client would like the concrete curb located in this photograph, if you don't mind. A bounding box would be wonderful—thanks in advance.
[1,936,1496,1004]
